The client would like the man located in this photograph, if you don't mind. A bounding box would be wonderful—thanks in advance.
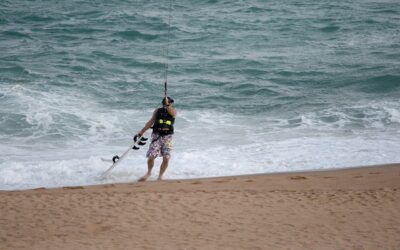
[136,96,176,181]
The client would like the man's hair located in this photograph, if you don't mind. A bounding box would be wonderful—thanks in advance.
[162,96,174,105]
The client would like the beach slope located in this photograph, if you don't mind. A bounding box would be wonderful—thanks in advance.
[1,164,400,250]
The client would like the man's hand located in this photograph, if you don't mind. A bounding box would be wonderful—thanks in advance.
[134,133,141,142]
[164,96,169,106]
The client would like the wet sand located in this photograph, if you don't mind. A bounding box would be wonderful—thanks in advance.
[1,164,400,250]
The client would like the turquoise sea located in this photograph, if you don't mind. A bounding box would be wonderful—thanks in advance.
[1,0,400,190]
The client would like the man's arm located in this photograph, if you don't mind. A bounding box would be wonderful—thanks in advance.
[165,105,177,118]
[137,109,157,136]
[164,97,177,118]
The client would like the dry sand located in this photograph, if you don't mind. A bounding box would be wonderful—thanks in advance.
[1,164,400,250]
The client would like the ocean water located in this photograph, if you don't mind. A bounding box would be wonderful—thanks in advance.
[1,0,399,190]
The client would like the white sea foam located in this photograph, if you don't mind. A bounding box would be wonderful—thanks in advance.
[1,108,400,190]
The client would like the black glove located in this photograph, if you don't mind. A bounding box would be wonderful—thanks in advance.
[133,134,141,142]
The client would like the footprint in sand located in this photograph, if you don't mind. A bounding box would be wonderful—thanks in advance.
[369,172,381,175]
[191,181,202,185]
[62,186,85,190]
[214,180,228,184]
[290,176,307,180]
[86,224,112,234]
[353,176,363,179]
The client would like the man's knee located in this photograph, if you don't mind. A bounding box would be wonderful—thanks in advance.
[162,156,170,163]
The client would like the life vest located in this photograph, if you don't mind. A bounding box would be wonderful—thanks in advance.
[153,107,175,135]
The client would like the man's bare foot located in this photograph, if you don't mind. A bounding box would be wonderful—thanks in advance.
[138,173,151,182]
[157,176,163,181]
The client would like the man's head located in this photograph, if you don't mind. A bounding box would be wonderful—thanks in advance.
[162,96,174,106]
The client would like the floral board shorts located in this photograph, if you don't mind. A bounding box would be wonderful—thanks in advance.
[146,133,173,158]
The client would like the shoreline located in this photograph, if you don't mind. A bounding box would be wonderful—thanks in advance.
[1,164,399,249]
[2,163,400,192]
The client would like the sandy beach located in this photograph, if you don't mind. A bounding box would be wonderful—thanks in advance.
[1,164,399,250]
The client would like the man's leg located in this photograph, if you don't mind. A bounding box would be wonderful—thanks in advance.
[138,156,155,182]
[157,156,169,181]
